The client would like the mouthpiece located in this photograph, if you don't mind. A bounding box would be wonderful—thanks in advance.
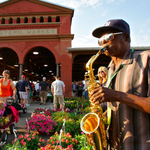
[100,46,107,52]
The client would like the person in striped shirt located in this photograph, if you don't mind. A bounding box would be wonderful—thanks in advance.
[91,19,150,150]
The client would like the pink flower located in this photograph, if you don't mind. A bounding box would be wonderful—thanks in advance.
[27,137,31,141]
[18,135,23,139]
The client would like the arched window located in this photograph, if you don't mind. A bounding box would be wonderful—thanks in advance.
[17,18,20,23]
[48,16,51,22]
[32,17,36,23]
[9,18,13,24]
[1,18,5,24]
[56,16,60,22]
[24,17,28,23]
[40,17,44,23]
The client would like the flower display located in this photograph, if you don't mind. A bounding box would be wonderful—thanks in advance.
[64,100,77,110]
[26,114,57,135]
[3,96,93,150]
[47,132,77,149]
[33,108,52,116]
[3,133,46,150]
[40,132,93,150]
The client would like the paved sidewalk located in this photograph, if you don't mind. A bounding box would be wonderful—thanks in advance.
[17,100,53,127]
[0,99,54,147]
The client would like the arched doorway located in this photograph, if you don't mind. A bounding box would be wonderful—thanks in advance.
[0,47,19,80]
[23,47,56,81]
[0,47,57,82]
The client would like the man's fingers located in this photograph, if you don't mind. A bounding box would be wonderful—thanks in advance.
[91,86,102,95]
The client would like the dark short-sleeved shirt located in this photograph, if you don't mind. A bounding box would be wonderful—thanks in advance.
[105,49,150,150]
[18,79,28,92]
[39,81,49,91]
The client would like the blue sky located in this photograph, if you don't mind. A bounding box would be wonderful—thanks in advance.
[44,0,150,48]
[0,0,150,48]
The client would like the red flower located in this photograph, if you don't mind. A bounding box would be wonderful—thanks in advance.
[56,140,59,144]
[52,141,55,144]
[61,138,65,142]
[22,142,26,146]
[66,139,69,143]
[72,138,76,142]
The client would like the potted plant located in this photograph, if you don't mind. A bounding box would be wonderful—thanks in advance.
[26,114,57,135]
[3,133,46,150]
[33,108,52,116]
[40,131,93,150]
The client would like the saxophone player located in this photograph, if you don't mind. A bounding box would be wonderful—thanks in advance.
[91,19,150,150]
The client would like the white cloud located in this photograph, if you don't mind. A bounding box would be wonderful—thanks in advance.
[45,0,98,9]
[72,33,98,47]
[101,9,108,16]
[131,31,150,47]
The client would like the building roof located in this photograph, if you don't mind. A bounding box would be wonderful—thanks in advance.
[67,46,150,52]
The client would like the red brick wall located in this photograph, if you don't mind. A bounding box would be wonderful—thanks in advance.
[0,0,73,97]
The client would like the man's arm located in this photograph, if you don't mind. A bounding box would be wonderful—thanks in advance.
[63,87,65,95]
[47,86,49,92]
[25,81,28,94]
[51,87,54,95]
[91,86,150,114]
[25,86,28,94]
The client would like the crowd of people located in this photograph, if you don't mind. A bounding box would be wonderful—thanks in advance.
[72,80,89,99]
[0,71,66,111]
[0,69,89,109]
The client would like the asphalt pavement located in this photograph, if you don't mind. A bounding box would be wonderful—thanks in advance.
[0,98,54,148]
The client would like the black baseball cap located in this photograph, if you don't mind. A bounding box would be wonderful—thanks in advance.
[92,19,130,38]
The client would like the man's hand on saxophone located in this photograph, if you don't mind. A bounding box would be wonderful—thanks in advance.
[90,86,116,105]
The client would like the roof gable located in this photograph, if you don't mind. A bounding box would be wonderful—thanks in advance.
[0,0,74,15]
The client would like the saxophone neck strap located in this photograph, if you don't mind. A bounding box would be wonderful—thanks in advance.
[107,49,134,126]
[108,64,123,89]
[107,65,123,126]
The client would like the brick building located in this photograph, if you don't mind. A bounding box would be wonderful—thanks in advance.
[0,0,74,97]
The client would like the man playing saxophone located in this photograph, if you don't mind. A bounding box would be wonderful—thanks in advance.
[91,19,150,150]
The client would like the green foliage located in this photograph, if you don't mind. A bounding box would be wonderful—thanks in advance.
[0,115,10,127]
[4,96,93,150]
[47,132,78,149]
[2,141,27,150]
[51,111,81,137]
[64,100,77,110]
[75,134,93,150]
[3,133,46,150]
[45,132,93,150]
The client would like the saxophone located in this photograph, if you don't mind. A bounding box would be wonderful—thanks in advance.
[80,47,108,150]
